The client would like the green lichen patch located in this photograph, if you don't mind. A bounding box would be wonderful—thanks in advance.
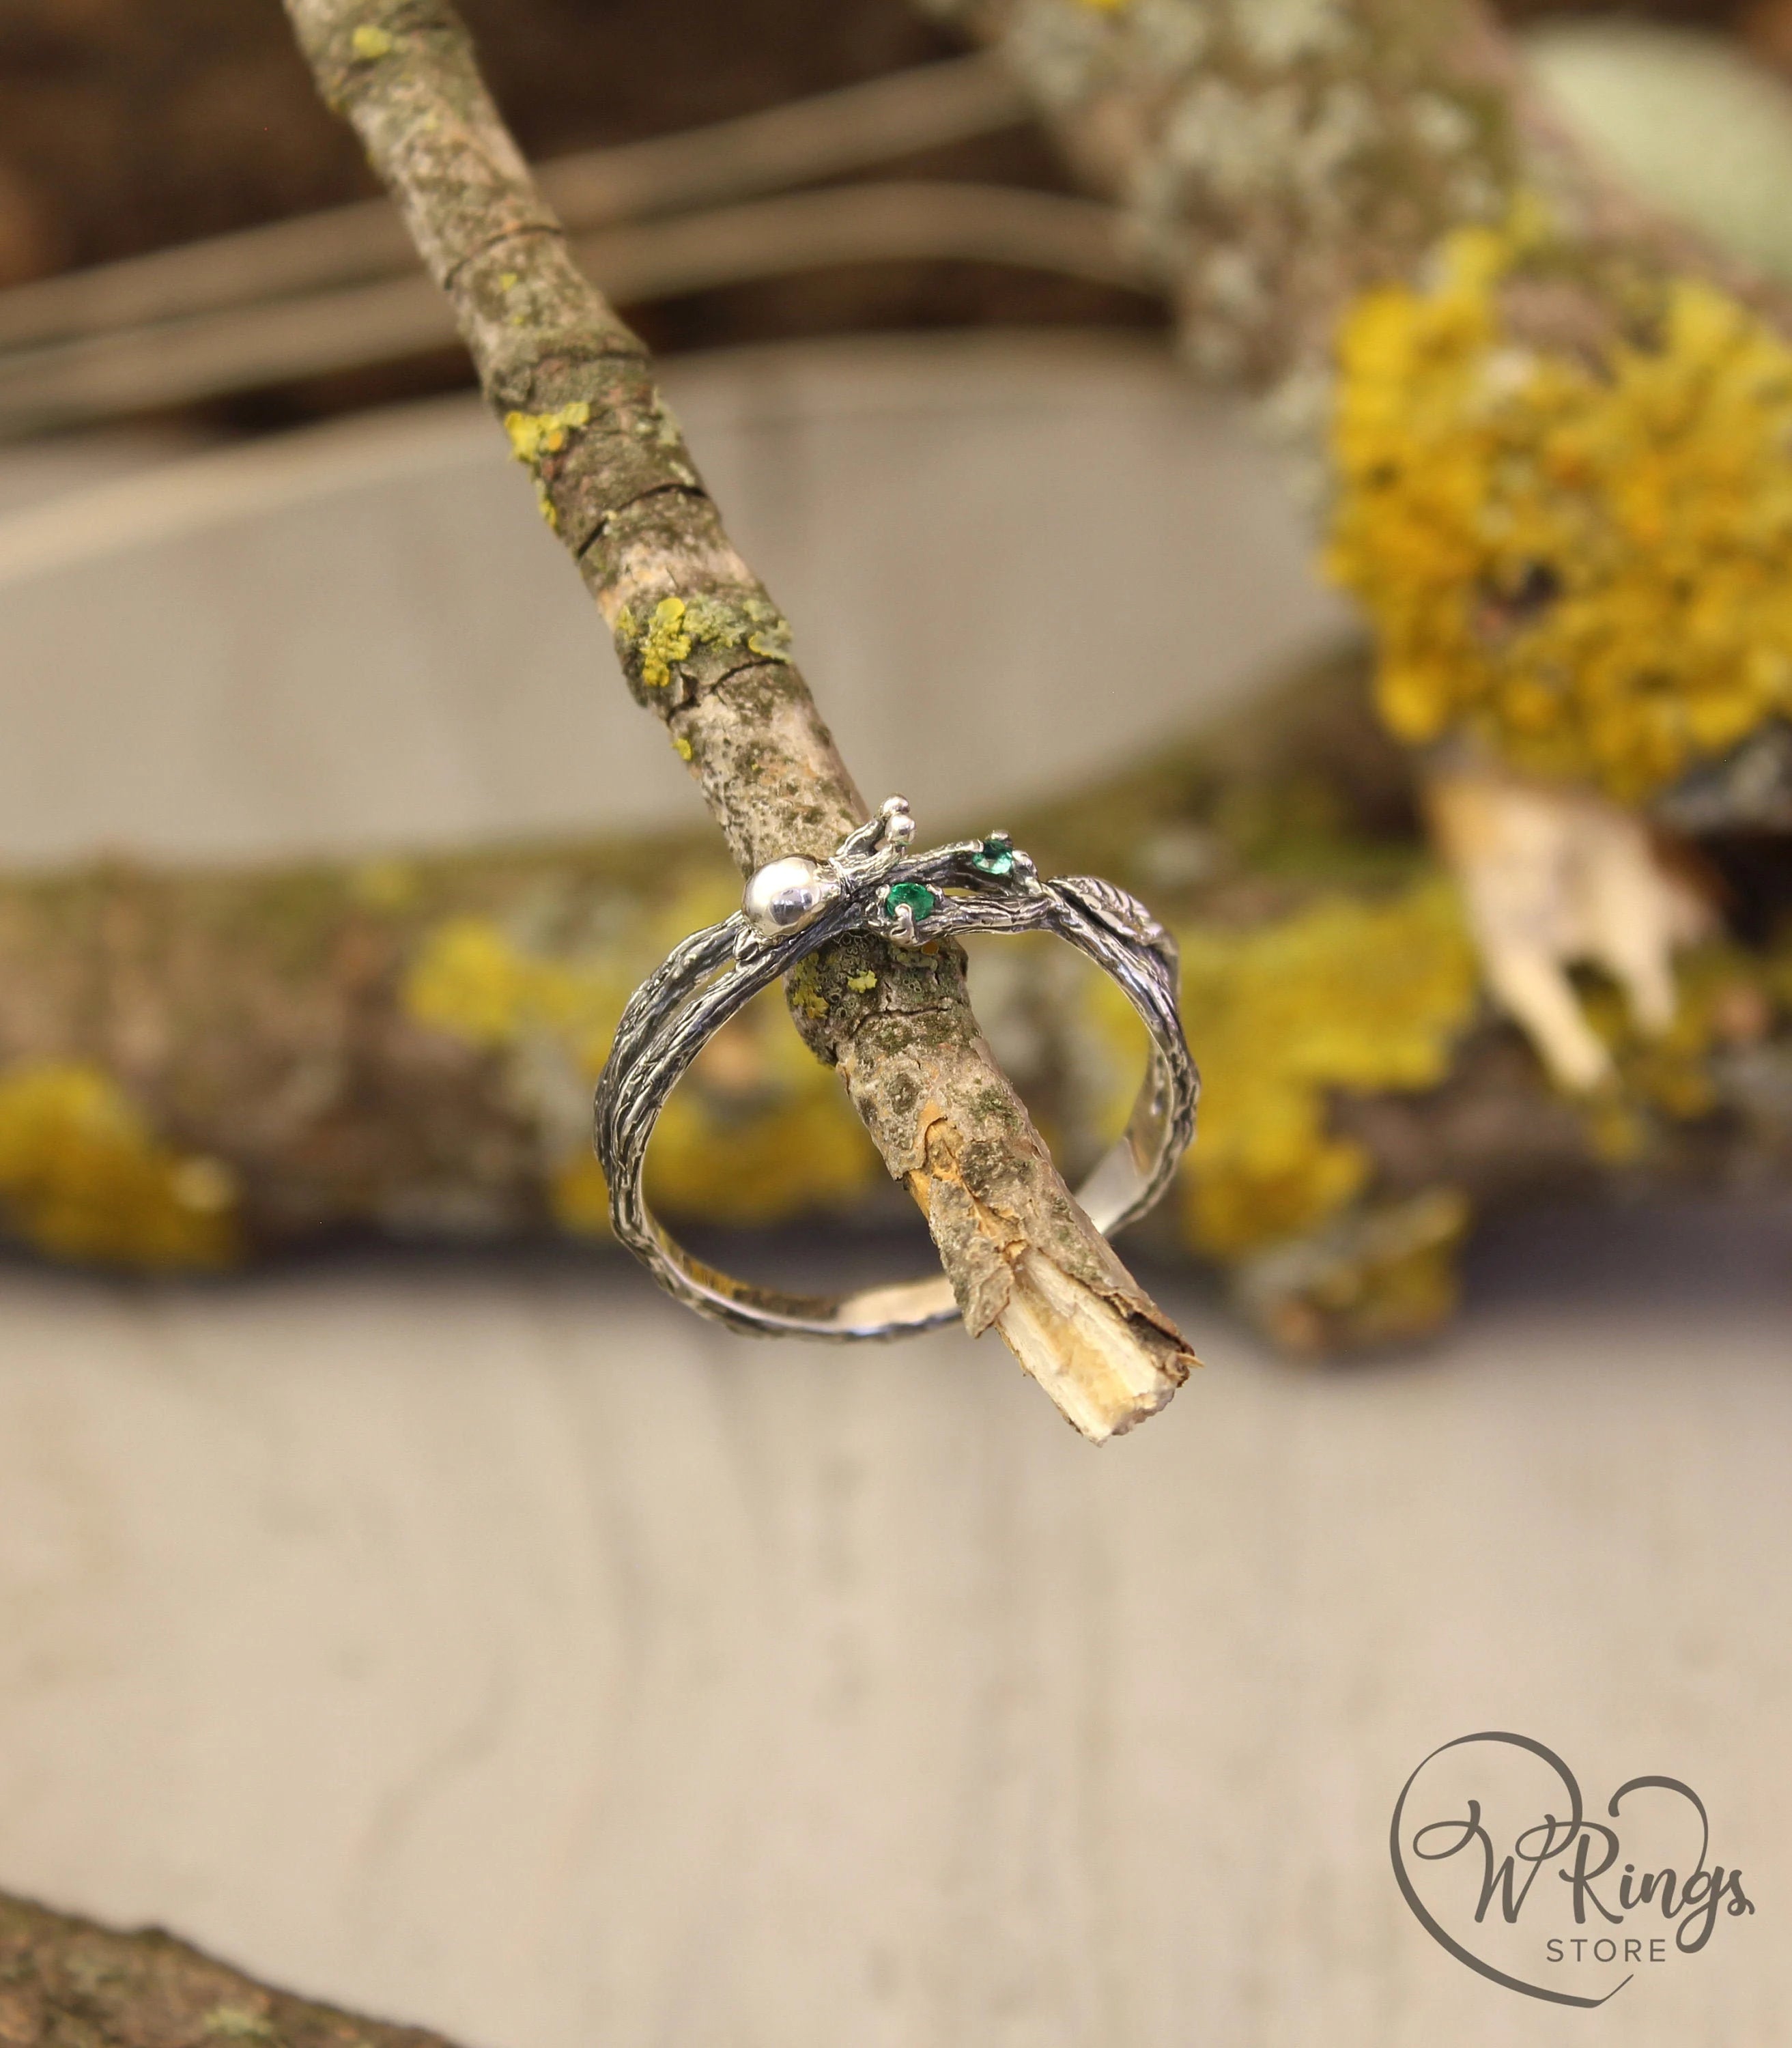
[786,957,829,1021]
[203,2007,274,2040]
[683,593,793,664]
[1236,1186,1473,1354]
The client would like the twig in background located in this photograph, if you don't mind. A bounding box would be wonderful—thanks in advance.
[0,54,1027,354]
[0,183,1148,437]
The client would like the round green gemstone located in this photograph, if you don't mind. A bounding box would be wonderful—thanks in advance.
[971,834,1016,877]
[883,880,937,922]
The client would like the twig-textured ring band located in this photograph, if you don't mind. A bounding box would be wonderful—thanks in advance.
[594,796,1199,1339]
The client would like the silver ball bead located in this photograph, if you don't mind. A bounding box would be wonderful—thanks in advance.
[742,855,839,938]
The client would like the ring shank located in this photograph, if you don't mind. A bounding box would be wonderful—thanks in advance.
[595,861,1197,1341]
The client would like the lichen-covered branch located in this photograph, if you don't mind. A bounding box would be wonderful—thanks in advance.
[1,650,1784,1353]
[276,0,1195,1439]
[923,0,1792,1113]
[926,0,1792,796]
[0,1891,457,2048]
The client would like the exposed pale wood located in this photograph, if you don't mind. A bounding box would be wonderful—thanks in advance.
[1425,763,1716,1092]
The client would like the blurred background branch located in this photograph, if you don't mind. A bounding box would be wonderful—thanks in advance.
[0,181,1148,435]
[0,1893,462,2048]
[0,53,1030,352]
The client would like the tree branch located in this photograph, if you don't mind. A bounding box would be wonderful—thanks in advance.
[0,1890,457,2048]
[1,644,1782,1354]
[927,0,1792,1100]
[276,0,1195,1440]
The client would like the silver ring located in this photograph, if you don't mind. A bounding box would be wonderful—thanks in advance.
[593,796,1199,1339]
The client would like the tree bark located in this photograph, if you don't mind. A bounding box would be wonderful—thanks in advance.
[0,1892,459,2048]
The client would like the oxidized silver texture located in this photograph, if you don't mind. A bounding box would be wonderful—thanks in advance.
[593,796,1199,1339]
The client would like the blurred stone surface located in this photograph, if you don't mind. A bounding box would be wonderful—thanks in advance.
[1527,18,1792,285]
[0,1196,1785,2047]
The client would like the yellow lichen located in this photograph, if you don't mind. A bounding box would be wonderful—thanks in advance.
[644,1003,878,1227]
[672,734,694,761]
[611,594,788,686]
[403,918,538,1048]
[347,856,418,911]
[1327,205,1792,798]
[846,970,879,993]
[403,917,622,1063]
[401,890,878,1235]
[502,401,591,467]
[1084,879,1479,1257]
[786,958,829,1019]
[0,1062,240,1270]
[550,1152,612,1238]
[1579,937,1780,1158]
[350,23,393,60]
[634,597,693,687]
[203,2010,273,2042]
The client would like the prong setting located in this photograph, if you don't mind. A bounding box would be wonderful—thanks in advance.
[737,799,1042,960]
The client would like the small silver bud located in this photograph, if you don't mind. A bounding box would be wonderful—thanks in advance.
[741,855,840,938]
[879,795,916,848]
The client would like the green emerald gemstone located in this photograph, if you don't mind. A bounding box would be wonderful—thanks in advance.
[883,880,937,922]
[971,834,1016,877]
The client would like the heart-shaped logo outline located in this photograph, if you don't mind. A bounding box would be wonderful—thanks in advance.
[1391,1731,1630,2008]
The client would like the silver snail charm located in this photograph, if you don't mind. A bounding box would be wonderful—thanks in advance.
[741,855,841,938]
